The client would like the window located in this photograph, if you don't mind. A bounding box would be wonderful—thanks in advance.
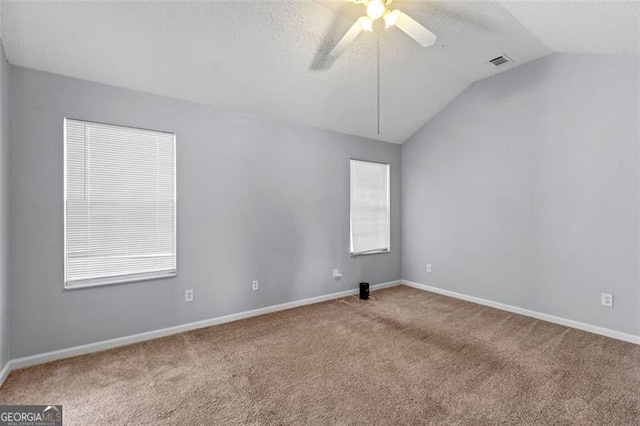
[350,159,390,256]
[64,119,176,289]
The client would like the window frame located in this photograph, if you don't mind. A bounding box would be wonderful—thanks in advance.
[349,158,391,257]
[63,118,177,290]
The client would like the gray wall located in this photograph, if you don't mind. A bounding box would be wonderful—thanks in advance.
[402,54,640,335]
[9,66,402,358]
[0,44,9,367]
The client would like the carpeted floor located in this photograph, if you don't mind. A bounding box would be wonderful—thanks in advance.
[1,285,639,425]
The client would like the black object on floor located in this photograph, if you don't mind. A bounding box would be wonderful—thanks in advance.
[359,282,370,300]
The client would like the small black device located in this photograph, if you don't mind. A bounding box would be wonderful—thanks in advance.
[359,282,370,300]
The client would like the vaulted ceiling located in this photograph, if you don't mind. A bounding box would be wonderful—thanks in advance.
[2,1,638,144]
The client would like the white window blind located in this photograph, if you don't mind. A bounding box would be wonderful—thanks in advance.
[350,159,390,255]
[64,119,176,289]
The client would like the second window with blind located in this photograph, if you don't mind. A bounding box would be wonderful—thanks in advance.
[350,159,390,256]
[64,119,177,289]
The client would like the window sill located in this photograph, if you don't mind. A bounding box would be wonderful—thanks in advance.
[350,249,391,257]
[64,271,177,290]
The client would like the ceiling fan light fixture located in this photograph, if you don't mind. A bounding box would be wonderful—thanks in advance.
[358,16,374,32]
[366,0,386,20]
[383,9,400,28]
[329,0,437,60]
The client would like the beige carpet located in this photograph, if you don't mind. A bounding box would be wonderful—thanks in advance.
[1,285,639,425]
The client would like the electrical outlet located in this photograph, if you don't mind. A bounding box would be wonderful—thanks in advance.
[426,264,432,273]
[601,293,613,308]
[252,280,259,291]
[332,269,342,280]
[185,289,194,302]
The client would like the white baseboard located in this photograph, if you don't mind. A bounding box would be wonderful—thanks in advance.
[7,280,401,376]
[402,280,640,346]
[0,361,10,386]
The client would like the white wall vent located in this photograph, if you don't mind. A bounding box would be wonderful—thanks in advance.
[489,55,512,66]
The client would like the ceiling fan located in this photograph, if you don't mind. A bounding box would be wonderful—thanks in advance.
[330,0,438,58]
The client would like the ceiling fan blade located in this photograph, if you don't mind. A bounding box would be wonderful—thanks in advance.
[394,11,437,47]
[330,19,364,58]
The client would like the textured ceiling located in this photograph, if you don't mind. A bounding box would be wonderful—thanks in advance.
[500,1,640,56]
[1,1,638,144]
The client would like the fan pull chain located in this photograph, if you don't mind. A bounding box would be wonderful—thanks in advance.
[376,31,380,136]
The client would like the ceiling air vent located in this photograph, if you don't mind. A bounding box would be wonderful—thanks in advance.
[489,55,512,67]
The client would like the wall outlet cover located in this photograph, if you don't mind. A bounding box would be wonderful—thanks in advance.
[185,289,194,302]
[601,293,613,308]
[252,280,259,291]
[426,264,432,273]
